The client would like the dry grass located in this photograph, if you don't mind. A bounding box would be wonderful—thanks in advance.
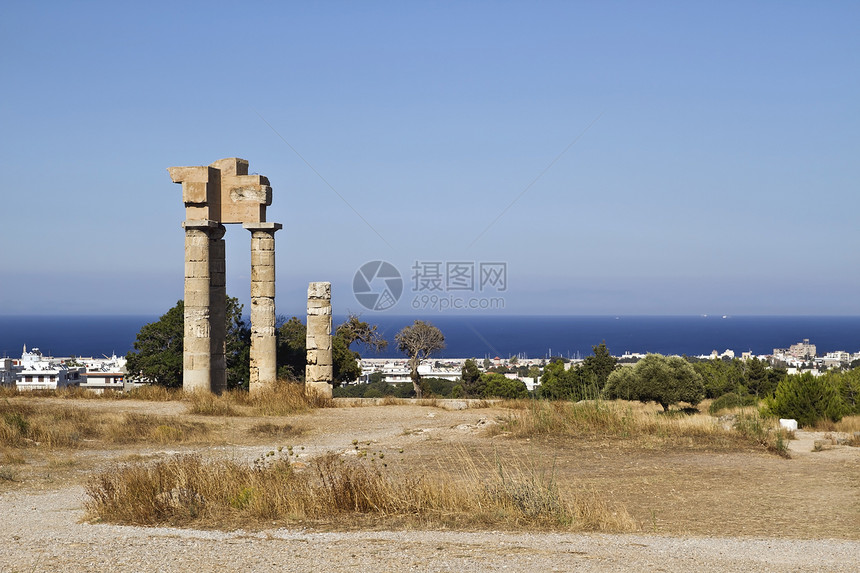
[0,401,209,448]
[221,380,331,416]
[810,414,860,433]
[186,392,240,416]
[0,385,183,401]
[491,400,791,456]
[84,449,636,532]
[248,422,303,438]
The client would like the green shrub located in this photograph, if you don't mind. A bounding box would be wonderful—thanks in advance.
[764,372,844,427]
[709,392,757,415]
[483,373,528,399]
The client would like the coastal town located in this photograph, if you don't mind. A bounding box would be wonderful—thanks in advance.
[2,338,858,394]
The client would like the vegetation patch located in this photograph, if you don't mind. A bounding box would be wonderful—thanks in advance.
[85,451,635,532]
[0,402,209,448]
[248,422,303,438]
[492,400,791,455]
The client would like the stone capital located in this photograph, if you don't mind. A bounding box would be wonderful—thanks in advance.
[243,222,283,233]
[182,219,220,230]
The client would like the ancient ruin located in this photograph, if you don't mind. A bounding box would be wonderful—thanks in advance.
[305,281,334,398]
[168,158,281,394]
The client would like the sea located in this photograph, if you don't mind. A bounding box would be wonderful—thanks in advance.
[1,314,859,360]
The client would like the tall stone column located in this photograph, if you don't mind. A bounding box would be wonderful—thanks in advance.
[182,220,218,392]
[306,281,333,399]
[244,222,282,394]
[209,224,227,394]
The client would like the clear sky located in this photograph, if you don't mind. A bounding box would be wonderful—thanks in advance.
[1,1,858,317]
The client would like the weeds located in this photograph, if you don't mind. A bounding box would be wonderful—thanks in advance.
[186,392,239,416]
[492,400,792,455]
[85,449,636,532]
[0,402,209,448]
[248,422,303,438]
[731,411,792,457]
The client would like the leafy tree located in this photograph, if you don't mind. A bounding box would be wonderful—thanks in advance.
[581,341,617,389]
[276,317,307,381]
[395,320,445,398]
[277,313,388,386]
[126,300,185,388]
[225,297,251,390]
[605,354,705,411]
[335,315,388,353]
[538,359,576,400]
[333,314,389,385]
[764,372,844,427]
[482,372,528,399]
[126,296,250,390]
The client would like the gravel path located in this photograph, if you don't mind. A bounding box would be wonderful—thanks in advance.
[1,487,858,572]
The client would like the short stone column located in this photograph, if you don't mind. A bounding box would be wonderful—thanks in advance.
[244,222,282,394]
[182,220,219,393]
[305,281,333,398]
[209,224,227,394]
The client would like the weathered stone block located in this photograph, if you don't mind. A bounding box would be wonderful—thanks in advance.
[251,265,276,283]
[308,282,331,299]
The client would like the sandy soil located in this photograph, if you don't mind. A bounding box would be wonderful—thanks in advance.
[1,399,858,572]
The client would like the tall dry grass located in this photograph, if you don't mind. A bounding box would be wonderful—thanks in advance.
[238,379,331,415]
[85,449,636,532]
[492,400,791,456]
[0,401,209,448]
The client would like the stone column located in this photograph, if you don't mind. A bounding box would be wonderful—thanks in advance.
[182,220,218,393]
[305,281,333,398]
[209,224,227,394]
[244,222,282,394]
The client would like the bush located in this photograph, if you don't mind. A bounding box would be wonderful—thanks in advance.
[764,372,844,428]
[483,373,529,399]
[708,392,758,415]
[605,354,704,411]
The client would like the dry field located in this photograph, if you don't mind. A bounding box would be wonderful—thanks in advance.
[1,390,859,572]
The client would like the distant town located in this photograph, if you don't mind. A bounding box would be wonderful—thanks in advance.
[2,338,857,394]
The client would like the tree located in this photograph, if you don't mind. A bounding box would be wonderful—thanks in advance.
[604,354,705,411]
[581,341,617,389]
[276,317,307,381]
[482,372,528,399]
[225,297,251,390]
[126,300,185,388]
[333,314,389,385]
[461,359,483,397]
[126,296,250,390]
[743,357,773,397]
[538,359,576,400]
[277,313,388,386]
[335,314,388,354]
[764,372,844,427]
[395,320,445,398]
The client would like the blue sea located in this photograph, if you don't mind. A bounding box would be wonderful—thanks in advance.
[1,314,859,360]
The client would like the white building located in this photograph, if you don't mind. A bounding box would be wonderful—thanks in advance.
[78,353,128,394]
[16,346,85,391]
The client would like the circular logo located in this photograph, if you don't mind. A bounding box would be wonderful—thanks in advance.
[353,260,403,311]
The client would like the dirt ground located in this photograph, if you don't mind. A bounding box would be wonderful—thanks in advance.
[3,398,858,540]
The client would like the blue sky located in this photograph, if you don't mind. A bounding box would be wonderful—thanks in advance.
[1,1,858,316]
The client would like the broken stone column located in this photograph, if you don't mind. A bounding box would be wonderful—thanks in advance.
[245,222,282,394]
[305,281,333,398]
[182,220,219,393]
[209,224,227,394]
